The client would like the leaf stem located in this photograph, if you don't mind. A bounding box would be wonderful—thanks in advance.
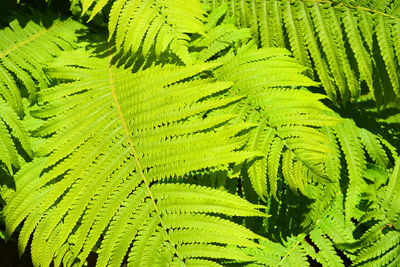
[107,53,182,261]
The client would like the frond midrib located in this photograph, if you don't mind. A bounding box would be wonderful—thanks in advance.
[107,53,182,262]
[0,20,69,60]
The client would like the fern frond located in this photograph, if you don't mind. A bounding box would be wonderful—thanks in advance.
[359,128,390,167]
[333,119,367,220]
[309,229,344,266]
[3,4,400,266]
[3,50,265,266]
[323,119,394,221]
[342,157,400,266]
[245,232,342,266]
[0,118,16,173]
[281,1,311,71]
[376,15,400,98]
[193,16,349,200]
[191,23,251,63]
[0,99,32,173]
[204,0,400,105]
[355,231,400,266]
[0,15,84,114]
[79,0,205,64]
[1,158,46,241]
[246,192,354,266]
[213,44,341,199]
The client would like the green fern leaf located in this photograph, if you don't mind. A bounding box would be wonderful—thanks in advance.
[281,0,311,71]
[0,16,84,114]
[321,118,395,221]
[204,0,400,105]
[3,50,265,266]
[355,231,400,266]
[342,157,400,266]
[80,0,206,64]
[376,15,400,97]
[213,44,341,198]
[246,192,354,267]
[0,99,32,173]
[359,128,390,167]
[333,119,366,221]
[0,118,16,173]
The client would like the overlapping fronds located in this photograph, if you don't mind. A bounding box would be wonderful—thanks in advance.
[343,157,400,266]
[212,43,341,200]
[191,5,396,206]
[2,2,400,266]
[203,0,400,106]
[2,50,267,266]
[190,3,252,63]
[0,15,83,175]
[246,162,400,267]
[323,119,394,221]
[244,193,355,266]
[0,15,84,114]
[77,0,205,64]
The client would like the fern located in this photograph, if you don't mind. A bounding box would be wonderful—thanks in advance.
[77,0,206,64]
[0,99,31,174]
[244,161,400,267]
[2,50,268,266]
[212,44,342,199]
[203,0,400,106]
[192,4,396,207]
[324,119,395,221]
[343,157,400,266]
[2,1,400,266]
[189,11,344,200]
[0,15,84,113]
[0,14,83,175]
[207,35,393,210]
[244,192,355,266]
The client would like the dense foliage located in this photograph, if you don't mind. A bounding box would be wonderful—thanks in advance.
[0,0,400,266]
